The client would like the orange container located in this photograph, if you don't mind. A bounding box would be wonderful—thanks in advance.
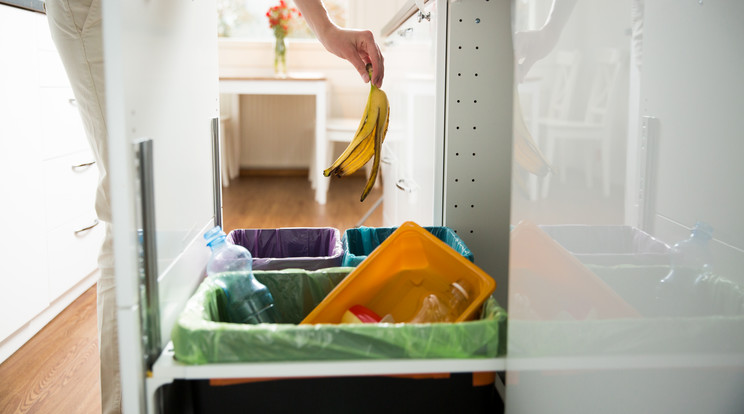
[301,221,496,324]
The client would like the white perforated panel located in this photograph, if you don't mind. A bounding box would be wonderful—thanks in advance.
[442,0,513,307]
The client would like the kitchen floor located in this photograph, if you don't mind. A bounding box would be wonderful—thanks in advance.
[0,174,381,414]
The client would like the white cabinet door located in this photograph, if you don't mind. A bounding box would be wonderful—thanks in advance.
[103,1,219,412]
[0,6,49,341]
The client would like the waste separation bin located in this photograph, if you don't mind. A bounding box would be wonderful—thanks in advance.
[226,227,343,270]
[341,225,474,267]
[538,224,670,265]
[171,267,506,364]
[169,266,506,414]
[304,221,496,325]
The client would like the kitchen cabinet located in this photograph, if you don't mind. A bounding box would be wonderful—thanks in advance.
[105,1,506,413]
[0,5,103,362]
[104,0,743,413]
[381,11,438,228]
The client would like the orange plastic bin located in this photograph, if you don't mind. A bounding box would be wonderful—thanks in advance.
[301,221,496,325]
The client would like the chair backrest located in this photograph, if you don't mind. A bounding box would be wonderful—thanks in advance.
[583,48,623,124]
[545,50,582,120]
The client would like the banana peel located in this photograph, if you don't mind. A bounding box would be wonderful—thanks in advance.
[513,86,550,177]
[324,67,545,202]
[324,63,390,202]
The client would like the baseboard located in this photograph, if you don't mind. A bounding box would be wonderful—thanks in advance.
[239,168,308,177]
[238,168,367,177]
[0,270,99,364]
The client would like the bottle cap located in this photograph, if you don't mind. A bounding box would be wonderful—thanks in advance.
[451,281,470,300]
[204,226,226,247]
[692,222,713,240]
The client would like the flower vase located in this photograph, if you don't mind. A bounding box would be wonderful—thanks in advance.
[274,35,287,77]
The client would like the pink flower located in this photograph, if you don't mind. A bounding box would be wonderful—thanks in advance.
[266,0,300,35]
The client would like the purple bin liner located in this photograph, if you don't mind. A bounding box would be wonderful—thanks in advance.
[226,227,344,271]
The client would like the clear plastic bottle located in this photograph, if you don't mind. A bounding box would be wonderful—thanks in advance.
[204,226,278,324]
[655,222,714,316]
[408,279,473,323]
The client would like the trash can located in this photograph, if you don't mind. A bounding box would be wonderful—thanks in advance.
[304,222,496,325]
[171,267,506,364]
[539,225,670,265]
[226,227,343,270]
[341,225,474,267]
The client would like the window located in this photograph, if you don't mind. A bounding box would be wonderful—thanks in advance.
[217,0,349,39]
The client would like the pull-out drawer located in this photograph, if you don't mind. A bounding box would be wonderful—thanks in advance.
[43,150,98,230]
[46,215,104,299]
[40,87,88,160]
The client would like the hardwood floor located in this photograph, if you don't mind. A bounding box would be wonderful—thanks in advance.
[0,174,382,413]
[222,174,383,232]
[0,286,101,414]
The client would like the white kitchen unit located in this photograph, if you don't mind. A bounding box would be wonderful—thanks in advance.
[105,1,506,413]
[104,0,743,413]
[380,4,439,228]
[0,4,103,363]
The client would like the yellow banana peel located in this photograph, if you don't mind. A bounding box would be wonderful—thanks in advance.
[324,63,390,202]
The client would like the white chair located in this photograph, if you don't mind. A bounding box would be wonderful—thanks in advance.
[539,48,622,198]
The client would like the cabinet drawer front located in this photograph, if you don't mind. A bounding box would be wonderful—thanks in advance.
[38,50,71,88]
[43,151,98,230]
[40,87,89,159]
[47,216,104,299]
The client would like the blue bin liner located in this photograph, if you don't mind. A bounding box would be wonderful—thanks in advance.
[341,225,474,267]
[227,227,343,270]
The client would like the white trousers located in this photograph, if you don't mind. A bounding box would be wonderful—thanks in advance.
[45,1,120,413]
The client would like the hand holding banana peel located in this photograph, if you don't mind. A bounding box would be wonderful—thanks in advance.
[324,63,390,202]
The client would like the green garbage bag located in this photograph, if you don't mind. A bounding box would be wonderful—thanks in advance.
[171,267,506,365]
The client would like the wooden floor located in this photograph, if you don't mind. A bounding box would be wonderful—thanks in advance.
[222,173,383,232]
[0,286,101,414]
[0,175,381,413]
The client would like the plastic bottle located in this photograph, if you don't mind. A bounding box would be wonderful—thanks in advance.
[655,222,714,316]
[204,226,278,324]
[408,279,473,323]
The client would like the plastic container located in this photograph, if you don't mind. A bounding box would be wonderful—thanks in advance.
[205,226,253,276]
[510,221,640,320]
[171,267,506,364]
[341,225,474,267]
[302,222,496,325]
[656,222,715,316]
[204,226,277,324]
[538,224,670,265]
[226,227,343,270]
[409,279,474,323]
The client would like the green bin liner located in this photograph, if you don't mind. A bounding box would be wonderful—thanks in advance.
[342,226,474,267]
[171,267,506,365]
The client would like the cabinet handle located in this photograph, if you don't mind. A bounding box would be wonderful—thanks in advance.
[68,98,78,107]
[396,179,415,193]
[74,219,100,235]
[71,161,96,171]
[397,27,413,37]
[414,0,431,22]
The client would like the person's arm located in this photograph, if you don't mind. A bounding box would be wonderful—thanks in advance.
[293,0,384,87]
[514,0,578,82]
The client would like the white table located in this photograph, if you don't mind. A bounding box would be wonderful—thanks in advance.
[219,73,329,204]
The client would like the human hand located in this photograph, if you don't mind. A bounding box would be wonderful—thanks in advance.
[319,26,385,87]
